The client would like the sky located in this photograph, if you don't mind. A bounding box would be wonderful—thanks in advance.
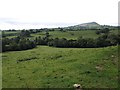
[0,0,119,29]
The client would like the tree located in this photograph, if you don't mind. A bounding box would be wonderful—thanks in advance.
[85,38,95,48]
[77,37,87,48]
[107,33,118,45]
[96,30,100,35]
[9,42,20,51]
[95,28,110,35]
[45,31,50,38]
[20,30,31,37]
[2,31,6,37]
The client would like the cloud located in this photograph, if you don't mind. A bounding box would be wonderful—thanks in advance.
[0,17,78,29]
[0,0,118,29]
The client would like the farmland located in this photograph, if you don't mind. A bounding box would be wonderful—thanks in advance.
[1,25,119,88]
[2,45,118,88]
[2,29,118,40]
[31,30,100,40]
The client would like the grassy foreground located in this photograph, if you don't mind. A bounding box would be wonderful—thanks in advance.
[2,46,118,88]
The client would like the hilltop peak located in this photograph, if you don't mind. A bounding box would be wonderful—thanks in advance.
[65,22,116,30]
[78,22,100,26]
[88,22,99,25]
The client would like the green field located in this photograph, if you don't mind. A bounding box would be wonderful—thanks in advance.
[2,30,20,38]
[3,29,118,40]
[2,29,119,88]
[49,30,99,39]
[31,29,119,40]
[2,30,20,35]
[2,45,118,88]
[30,30,100,40]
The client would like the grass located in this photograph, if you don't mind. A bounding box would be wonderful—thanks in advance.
[31,30,99,40]
[3,29,118,40]
[2,45,118,88]
[3,31,20,35]
[2,31,20,39]
[31,29,118,40]
[49,30,99,39]
[2,29,119,88]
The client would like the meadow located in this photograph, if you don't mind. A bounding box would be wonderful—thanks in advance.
[31,29,118,40]
[2,45,118,88]
[31,30,99,39]
[3,29,118,39]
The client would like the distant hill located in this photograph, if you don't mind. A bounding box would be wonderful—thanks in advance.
[78,22,99,26]
[65,22,117,30]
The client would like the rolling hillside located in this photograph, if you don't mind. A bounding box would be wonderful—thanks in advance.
[1,22,119,88]
[2,46,118,88]
[65,22,117,30]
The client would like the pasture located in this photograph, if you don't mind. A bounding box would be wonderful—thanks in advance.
[2,45,118,88]
[3,29,118,39]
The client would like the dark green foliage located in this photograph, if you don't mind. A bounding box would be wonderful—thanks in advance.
[95,33,120,47]
[1,30,20,38]
[2,36,36,52]
[35,31,50,45]
[2,29,120,52]
[20,30,31,37]
[96,28,110,35]
[2,32,119,52]
[48,38,69,47]
[2,38,11,52]
[35,36,48,45]
[47,34,120,48]
[45,31,50,37]
[107,33,120,45]
[2,31,6,37]
[29,29,45,34]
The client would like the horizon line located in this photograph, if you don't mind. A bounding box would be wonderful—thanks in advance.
[0,22,118,30]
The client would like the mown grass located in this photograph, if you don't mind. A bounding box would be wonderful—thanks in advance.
[2,45,118,88]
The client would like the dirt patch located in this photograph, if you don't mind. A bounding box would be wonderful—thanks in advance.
[95,65,103,71]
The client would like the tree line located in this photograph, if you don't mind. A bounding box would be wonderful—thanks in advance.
[2,37,36,52]
[95,28,110,35]
[31,32,120,48]
[46,33,120,48]
[1,30,120,52]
